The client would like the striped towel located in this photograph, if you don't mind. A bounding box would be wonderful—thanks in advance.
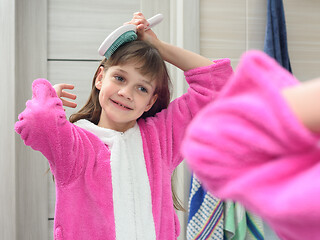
[187,175,264,240]
[224,201,264,240]
[187,175,224,240]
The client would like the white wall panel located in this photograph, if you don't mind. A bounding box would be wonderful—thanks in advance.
[48,0,140,60]
[0,0,16,239]
[15,0,49,239]
[284,0,320,81]
[247,0,267,50]
[200,0,247,68]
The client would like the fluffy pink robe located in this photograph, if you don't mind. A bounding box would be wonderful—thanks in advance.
[15,59,232,240]
[182,50,320,240]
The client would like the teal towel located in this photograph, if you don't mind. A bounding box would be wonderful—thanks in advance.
[224,201,264,240]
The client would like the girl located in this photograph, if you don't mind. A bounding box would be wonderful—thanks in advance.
[181,50,320,240]
[15,12,233,240]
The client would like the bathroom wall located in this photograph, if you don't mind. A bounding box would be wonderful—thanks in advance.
[200,0,320,81]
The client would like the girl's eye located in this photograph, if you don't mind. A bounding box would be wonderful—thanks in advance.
[138,86,148,93]
[115,76,124,82]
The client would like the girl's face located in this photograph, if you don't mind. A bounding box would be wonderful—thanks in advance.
[95,63,158,132]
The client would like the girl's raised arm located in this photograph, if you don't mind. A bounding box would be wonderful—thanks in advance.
[154,40,214,71]
[129,12,213,71]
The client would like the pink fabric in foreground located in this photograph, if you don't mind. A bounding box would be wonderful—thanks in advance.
[182,50,320,240]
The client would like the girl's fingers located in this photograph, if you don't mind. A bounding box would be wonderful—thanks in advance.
[130,13,149,28]
[61,99,77,108]
[136,18,149,27]
[133,12,144,18]
[53,83,75,98]
[127,19,148,28]
[61,90,77,100]
[60,83,75,90]
[136,24,146,36]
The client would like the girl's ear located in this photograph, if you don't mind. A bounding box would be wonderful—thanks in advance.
[95,66,104,90]
[145,94,158,112]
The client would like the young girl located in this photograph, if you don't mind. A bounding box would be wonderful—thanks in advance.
[181,50,320,240]
[15,12,233,240]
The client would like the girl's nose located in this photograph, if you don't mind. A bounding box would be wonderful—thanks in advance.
[118,87,133,101]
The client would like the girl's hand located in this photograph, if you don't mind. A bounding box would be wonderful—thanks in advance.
[125,12,159,46]
[53,83,77,108]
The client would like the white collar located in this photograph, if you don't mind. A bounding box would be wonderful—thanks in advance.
[74,119,139,149]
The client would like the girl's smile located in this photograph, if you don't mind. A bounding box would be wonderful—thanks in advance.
[109,98,133,111]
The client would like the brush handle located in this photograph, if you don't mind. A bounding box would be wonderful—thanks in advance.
[145,14,164,30]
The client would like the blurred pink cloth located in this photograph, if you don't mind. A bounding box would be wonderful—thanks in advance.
[182,50,320,240]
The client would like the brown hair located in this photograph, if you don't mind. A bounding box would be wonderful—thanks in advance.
[69,40,185,211]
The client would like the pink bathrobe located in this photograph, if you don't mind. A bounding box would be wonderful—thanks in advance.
[182,51,320,240]
[15,59,232,240]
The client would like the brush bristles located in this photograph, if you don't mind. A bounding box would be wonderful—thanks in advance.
[104,31,137,59]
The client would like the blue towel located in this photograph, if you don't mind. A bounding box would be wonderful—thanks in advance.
[187,175,224,240]
[263,0,292,73]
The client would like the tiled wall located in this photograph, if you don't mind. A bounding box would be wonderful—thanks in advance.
[284,1,320,81]
[200,0,320,81]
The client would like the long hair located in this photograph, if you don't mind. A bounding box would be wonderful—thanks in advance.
[69,40,185,211]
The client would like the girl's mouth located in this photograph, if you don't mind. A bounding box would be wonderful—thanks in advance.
[110,99,133,110]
